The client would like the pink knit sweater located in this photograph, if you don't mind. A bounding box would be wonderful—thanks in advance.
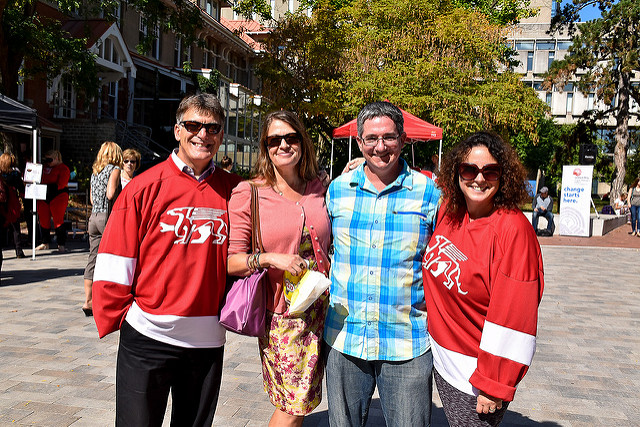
[228,178,331,313]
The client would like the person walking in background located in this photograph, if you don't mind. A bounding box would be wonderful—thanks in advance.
[220,155,233,172]
[82,142,123,317]
[0,153,25,258]
[92,94,241,425]
[227,111,331,427]
[324,101,440,427]
[35,150,70,253]
[628,178,640,236]
[423,132,544,426]
[120,148,141,188]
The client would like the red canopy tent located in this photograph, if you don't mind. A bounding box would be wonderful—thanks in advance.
[330,106,443,177]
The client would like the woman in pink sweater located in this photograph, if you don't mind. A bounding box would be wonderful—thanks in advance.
[228,111,331,427]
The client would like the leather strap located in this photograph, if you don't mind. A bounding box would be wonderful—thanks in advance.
[249,183,265,253]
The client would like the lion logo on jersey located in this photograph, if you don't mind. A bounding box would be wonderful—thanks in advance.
[423,235,468,295]
[159,207,227,245]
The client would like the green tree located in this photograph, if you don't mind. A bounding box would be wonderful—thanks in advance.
[547,0,640,200]
[0,0,202,99]
[255,0,547,165]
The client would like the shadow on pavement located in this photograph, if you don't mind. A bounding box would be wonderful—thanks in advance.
[303,401,562,427]
[1,267,84,287]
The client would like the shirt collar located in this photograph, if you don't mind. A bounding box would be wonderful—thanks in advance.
[349,158,413,192]
[171,149,216,181]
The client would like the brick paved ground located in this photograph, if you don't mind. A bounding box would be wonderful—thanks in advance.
[0,230,638,426]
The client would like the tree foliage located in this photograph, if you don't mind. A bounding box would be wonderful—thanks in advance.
[547,0,640,200]
[255,0,547,172]
[0,0,203,99]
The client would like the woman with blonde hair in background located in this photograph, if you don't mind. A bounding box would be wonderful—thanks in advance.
[121,148,141,188]
[35,150,70,253]
[82,141,123,316]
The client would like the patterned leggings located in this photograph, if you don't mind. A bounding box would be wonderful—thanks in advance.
[434,369,509,427]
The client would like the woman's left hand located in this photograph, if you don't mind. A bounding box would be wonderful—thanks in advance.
[476,392,502,414]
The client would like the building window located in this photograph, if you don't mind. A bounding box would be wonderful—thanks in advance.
[175,38,182,67]
[107,82,118,119]
[527,51,533,72]
[546,92,552,106]
[588,93,595,110]
[536,41,555,50]
[288,0,295,12]
[548,51,555,70]
[552,0,558,18]
[203,51,209,69]
[557,41,572,50]
[566,93,573,114]
[53,78,75,119]
[151,26,160,61]
[270,0,276,18]
[516,42,534,51]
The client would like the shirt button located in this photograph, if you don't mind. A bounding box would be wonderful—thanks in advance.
[375,220,378,224]
[372,244,376,248]
[296,202,300,205]
[369,271,373,275]
[318,260,322,263]
[367,321,372,325]
[314,237,318,241]
[368,296,373,301]
[310,225,314,229]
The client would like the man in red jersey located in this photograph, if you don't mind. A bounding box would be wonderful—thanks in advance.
[93,94,242,426]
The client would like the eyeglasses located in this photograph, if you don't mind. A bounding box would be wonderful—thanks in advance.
[43,157,53,163]
[123,159,137,164]
[180,121,223,135]
[458,163,502,182]
[266,133,302,148]
[360,135,400,147]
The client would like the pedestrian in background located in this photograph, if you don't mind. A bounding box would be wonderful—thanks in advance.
[35,150,70,253]
[121,148,141,188]
[228,110,331,427]
[0,153,25,258]
[220,155,233,172]
[82,141,122,317]
[627,178,640,236]
[423,131,544,426]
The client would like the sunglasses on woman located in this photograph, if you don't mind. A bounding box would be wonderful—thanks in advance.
[180,121,223,135]
[458,163,502,181]
[124,159,137,164]
[266,133,302,148]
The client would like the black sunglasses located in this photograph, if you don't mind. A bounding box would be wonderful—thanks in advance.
[180,121,223,135]
[124,159,137,164]
[266,133,302,148]
[458,163,502,181]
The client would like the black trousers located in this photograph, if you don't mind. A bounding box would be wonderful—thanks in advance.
[116,321,224,426]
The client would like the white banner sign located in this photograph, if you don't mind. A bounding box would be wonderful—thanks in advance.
[25,183,47,200]
[559,165,593,237]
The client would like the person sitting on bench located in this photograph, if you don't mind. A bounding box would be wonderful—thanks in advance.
[532,187,554,235]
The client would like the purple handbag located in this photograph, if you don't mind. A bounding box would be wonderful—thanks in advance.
[220,183,267,337]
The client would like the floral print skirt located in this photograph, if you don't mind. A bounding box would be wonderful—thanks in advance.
[258,293,328,416]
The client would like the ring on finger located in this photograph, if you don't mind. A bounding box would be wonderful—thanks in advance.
[299,262,305,269]
[489,408,496,413]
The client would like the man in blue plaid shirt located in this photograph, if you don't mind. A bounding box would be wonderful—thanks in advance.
[324,101,440,427]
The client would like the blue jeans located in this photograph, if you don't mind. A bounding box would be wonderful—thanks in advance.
[532,209,554,232]
[630,205,640,232]
[325,346,433,427]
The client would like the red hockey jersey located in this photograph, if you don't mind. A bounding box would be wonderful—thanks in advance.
[93,157,241,347]
[423,208,544,401]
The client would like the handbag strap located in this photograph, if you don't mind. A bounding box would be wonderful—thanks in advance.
[249,183,265,253]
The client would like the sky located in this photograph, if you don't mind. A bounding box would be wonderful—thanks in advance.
[579,3,603,21]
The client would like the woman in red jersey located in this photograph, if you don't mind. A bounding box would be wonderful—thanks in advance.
[423,132,544,426]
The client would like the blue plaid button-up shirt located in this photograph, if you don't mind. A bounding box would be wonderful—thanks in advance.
[324,160,440,361]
